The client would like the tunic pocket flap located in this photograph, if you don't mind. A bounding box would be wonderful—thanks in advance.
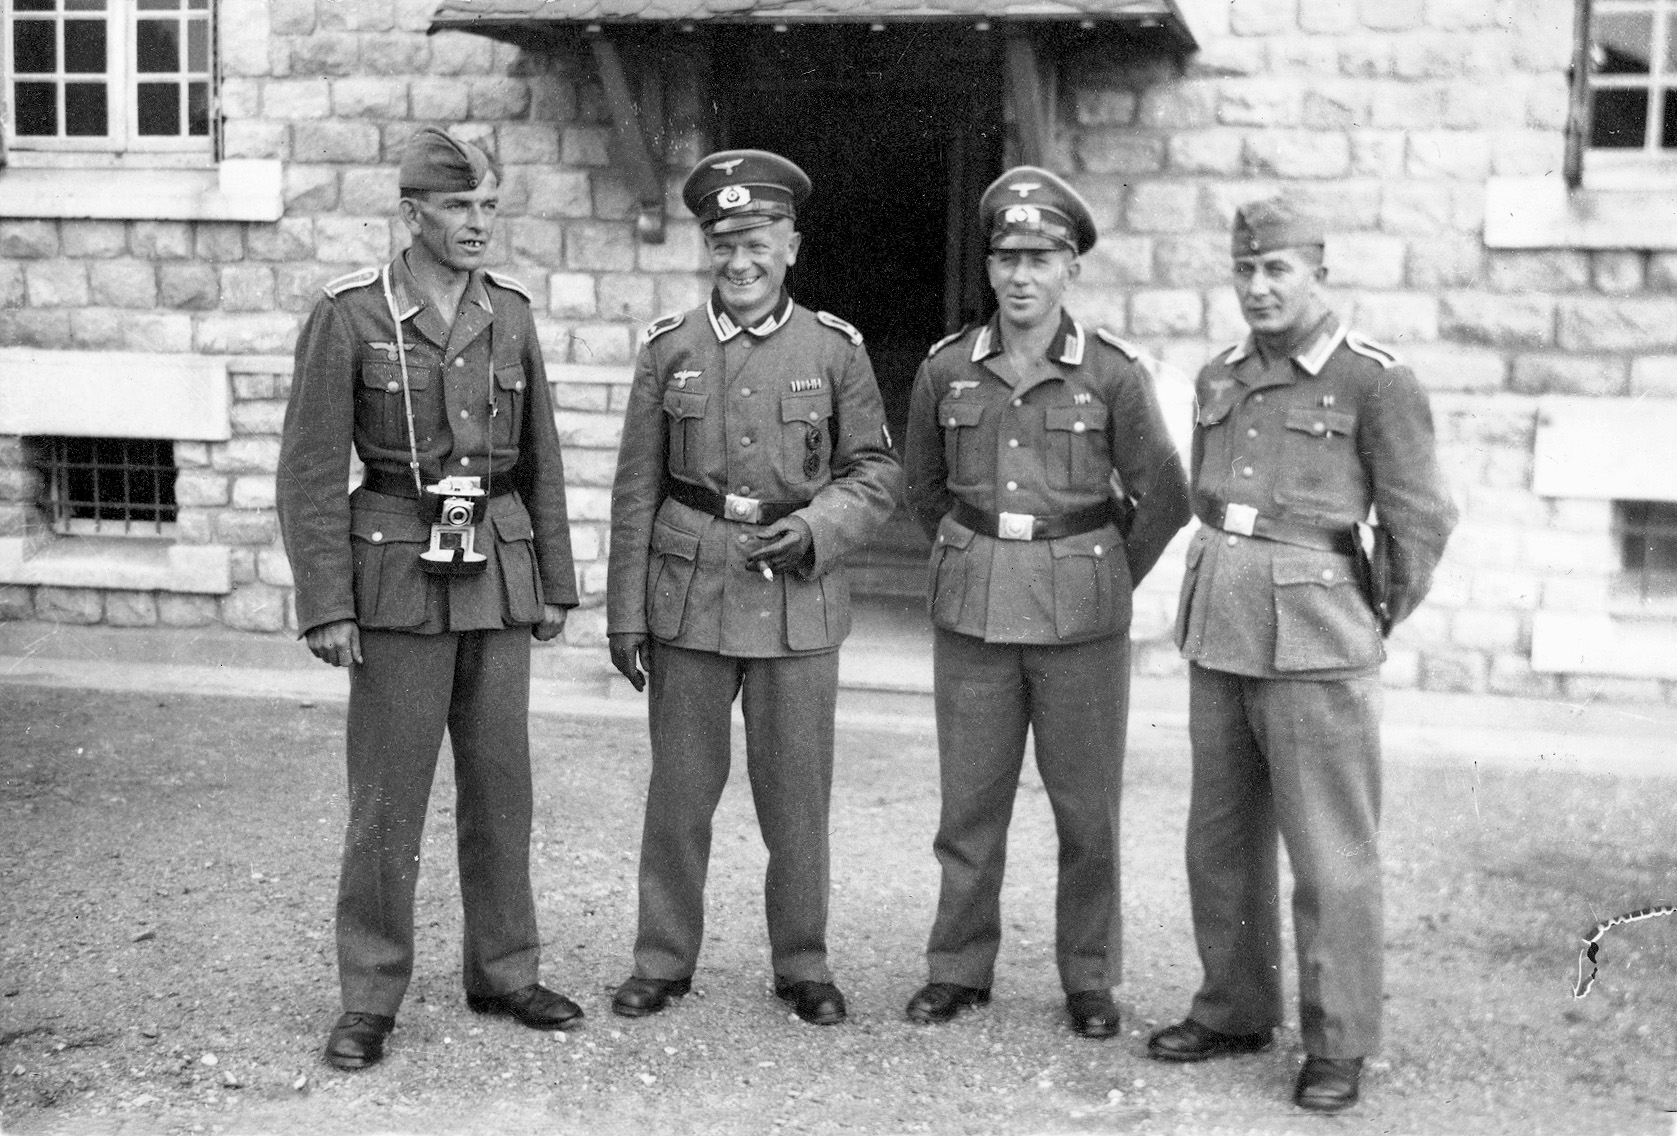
[360,360,432,390]
[781,390,833,424]
[495,363,527,391]
[491,511,535,543]
[1196,399,1233,427]
[1283,407,1356,437]
[937,399,985,428]
[1183,527,1209,569]
[662,390,708,420]
[1049,531,1110,559]
[349,508,431,544]
[935,513,977,550]
[1045,405,1106,433]
[650,519,701,561]
[1272,552,1351,587]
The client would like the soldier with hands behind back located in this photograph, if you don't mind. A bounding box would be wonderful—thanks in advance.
[605,150,901,1027]
[277,127,581,1072]
[1146,198,1457,1112]
[902,167,1191,1039]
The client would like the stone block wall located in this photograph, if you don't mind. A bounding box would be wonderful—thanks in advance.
[1060,0,1677,700]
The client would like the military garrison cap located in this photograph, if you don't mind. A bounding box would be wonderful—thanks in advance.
[979,166,1097,255]
[683,150,812,235]
[399,127,496,194]
[1230,196,1325,256]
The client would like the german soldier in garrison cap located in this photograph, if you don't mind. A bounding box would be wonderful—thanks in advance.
[605,149,900,1025]
[278,126,583,1070]
[1146,196,1457,1113]
[901,166,1190,1037]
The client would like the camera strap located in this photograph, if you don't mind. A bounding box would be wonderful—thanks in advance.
[380,262,426,496]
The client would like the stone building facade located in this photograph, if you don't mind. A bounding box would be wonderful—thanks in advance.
[2,0,1674,702]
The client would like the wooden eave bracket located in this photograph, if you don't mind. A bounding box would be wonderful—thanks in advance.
[588,29,667,243]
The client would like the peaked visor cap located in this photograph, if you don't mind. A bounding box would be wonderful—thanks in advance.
[683,149,812,235]
[399,127,496,193]
[979,166,1097,255]
[1231,196,1325,256]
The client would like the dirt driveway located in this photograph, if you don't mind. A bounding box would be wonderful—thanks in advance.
[1,683,1674,1135]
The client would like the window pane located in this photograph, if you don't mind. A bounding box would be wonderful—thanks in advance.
[188,0,207,8]
[187,79,208,135]
[12,0,57,12]
[136,81,178,135]
[64,0,108,9]
[136,18,178,72]
[12,19,54,72]
[13,80,57,134]
[63,18,106,73]
[64,80,106,135]
[1592,86,1650,147]
[1594,12,1653,75]
[186,18,206,71]
[1664,87,1677,148]
[138,0,181,8]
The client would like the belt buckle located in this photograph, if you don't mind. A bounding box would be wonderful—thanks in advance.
[1222,503,1258,537]
[997,511,1036,541]
[724,493,763,524]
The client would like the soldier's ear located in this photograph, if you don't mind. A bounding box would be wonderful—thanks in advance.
[786,229,801,267]
[1065,254,1082,283]
[397,196,422,234]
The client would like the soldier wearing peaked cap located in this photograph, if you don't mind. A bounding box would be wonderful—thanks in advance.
[1145,197,1457,1114]
[277,126,585,1070]
[901,166,1191,1037]
[605,149,901,1026]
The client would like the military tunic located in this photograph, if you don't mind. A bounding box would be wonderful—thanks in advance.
[903,312,1190,994]
[606,292,901,984]
[1173,313,1456,1057]
[276,253,576,1018]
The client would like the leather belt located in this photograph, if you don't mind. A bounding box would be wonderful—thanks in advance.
[1206,498,1356,555]
[362,468,515,500]
[951,500,1116,542]
[667,479,803,525]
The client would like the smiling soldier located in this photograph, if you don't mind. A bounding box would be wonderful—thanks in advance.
[605,150,901,1026]
[901,167,1190,1038]
[1147,198,1457,1112]
[278,127,581,1071]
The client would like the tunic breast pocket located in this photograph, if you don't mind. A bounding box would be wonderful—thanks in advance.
[358,360,433,447]
[662,390,709,478]
[937,399,986,487]
[1044,403,1109,490]
[781,390,833,484]
[1274,407,1358,512]
[491,362,526,449]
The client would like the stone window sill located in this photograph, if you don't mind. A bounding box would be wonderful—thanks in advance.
[0,159,282,222]
[0,349,231,441]
[0,535,231,595]
[1532,609,1677,679]
[1485,174,1677,251]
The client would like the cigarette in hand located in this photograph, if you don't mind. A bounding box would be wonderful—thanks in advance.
[760,563,774,581]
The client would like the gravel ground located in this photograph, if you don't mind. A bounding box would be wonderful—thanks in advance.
[1,684,1674,1136]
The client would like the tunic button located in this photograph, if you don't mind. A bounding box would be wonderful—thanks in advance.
[947,418,958,427]
[1008,438,1019,448]
[741,387,752,396]
[1006,480,1018,491]
[1321,569,1335,582]
[1313,421,1326,434]
[515,381,524,391]
[739,485,751,494]
[370,531,383,543]
[1011,398,1022,407]
[386,381,399,392]
[1254,393,1264,402]
[460,456,471,467]
[808,411,820,421]
[1241,466,1254,477]
[1227,535,1238,546]
[1073,421,1086,434]
[741,436,752,446]
[1246,427,1258,438]
[460,409,470,419]
[454,358,465,368]
[1093,545,1103,557]
[737,534,750,545]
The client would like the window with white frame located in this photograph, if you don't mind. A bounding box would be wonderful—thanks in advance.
[1587,0,1677,154]
[3,0,214,165]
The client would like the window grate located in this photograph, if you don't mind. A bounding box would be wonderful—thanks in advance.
[1616,499,1677,602]
[37,435,177,535]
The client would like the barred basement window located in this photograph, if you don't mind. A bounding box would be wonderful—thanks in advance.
[1615,499,1677,603]
[36,435,176,535]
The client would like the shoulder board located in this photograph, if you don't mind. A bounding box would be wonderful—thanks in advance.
[322,267,378,298]
[1094,328,1140,361]
[816,310,864,347]
[483,269,532,302]
[641,312,686,347]
[926,327,968,358]
[1345,331,1401,369]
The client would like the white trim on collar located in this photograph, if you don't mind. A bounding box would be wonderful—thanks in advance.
[1295,322,1347,376]
[1059,320,1085,366]
[970,324,994,363]
[707,295,740,342]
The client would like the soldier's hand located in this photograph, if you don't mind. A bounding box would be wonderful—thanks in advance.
[305,619,362,668]
[750,517,813,574]
[532,604,569,642]
[609,632,650,692]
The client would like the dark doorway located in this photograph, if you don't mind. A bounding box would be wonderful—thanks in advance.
[712,25,1005,594]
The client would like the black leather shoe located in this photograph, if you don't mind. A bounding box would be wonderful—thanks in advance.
[774,978,847,1025]
[466,983,584,1031]
[1146,1018,1272,1062]
[905,982,991,1024]
[324,1011,393,1070]
[1066,990,1120,1039]
[611,975,692,1018]
[1295,1055,1362,1112]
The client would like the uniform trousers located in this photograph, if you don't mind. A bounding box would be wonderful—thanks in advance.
[1184,663,1384,1057]
[631,640,840,985]
[924,628,1129,995]
[338,626,540,1017]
